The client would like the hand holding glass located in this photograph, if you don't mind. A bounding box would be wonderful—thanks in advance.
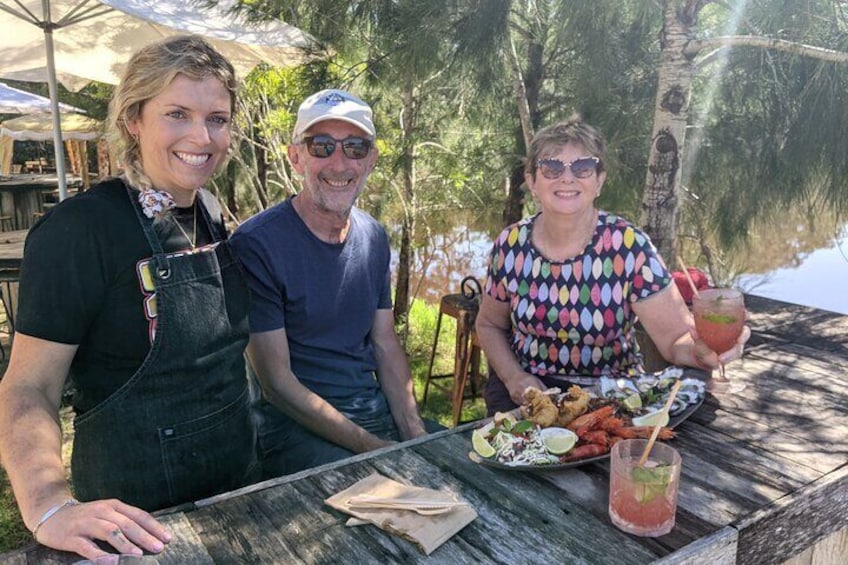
[692,288,746,393]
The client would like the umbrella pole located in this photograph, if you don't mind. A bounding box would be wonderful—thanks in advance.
[42,1,68,201]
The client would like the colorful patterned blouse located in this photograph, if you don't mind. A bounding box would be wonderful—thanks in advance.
[485,211,672,377]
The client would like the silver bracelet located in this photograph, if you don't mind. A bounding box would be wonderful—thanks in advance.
[32,498,78,539]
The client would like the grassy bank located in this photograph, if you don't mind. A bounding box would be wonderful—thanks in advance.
[0,471,28,551]
[0,299,486,553]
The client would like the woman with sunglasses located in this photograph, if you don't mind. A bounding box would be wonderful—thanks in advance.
[475,116,749,413]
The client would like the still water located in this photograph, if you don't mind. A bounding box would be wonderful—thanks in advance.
[392,213,848,316]
[736,223,848,315]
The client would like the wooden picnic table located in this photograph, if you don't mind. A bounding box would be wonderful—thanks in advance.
[0,174,80,230]
[1,295,846,564]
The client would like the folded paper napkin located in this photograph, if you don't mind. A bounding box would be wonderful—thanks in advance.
[325,473,477,555]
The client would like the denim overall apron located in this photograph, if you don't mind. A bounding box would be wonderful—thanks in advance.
[70,186,257,511]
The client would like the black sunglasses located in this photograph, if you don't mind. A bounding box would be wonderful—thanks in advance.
[301,135,373,160]
[536,156,599,180]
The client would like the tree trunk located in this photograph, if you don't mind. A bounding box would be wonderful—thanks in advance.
[226,160,238,220]
[393,84,416,329]
[256,133,269,210]
[639,1,699,262]
[503,150,526,227]
[503,37,544,226]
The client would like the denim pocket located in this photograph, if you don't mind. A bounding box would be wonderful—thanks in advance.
[159,390,256,505]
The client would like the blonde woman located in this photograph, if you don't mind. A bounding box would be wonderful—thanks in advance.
[0,36,257,560]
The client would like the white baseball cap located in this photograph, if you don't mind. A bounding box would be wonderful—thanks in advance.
[293,89,376,140]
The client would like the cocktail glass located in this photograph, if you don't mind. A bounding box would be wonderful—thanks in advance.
[609,438,682,537]
[692,288,746,393]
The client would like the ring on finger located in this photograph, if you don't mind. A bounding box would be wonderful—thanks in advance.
[111,528,122,538]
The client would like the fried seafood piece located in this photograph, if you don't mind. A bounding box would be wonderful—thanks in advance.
[555,385,591,427]
[493,411,518,428]
[523,387,559,428]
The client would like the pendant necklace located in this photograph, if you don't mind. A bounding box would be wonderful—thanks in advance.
[174,201,197,249]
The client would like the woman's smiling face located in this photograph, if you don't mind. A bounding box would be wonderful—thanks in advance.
[526,142,606,218]
[128,74,231,202]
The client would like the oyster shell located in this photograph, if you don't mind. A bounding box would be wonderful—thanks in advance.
[596,369,706,418]
[598,376,638,398]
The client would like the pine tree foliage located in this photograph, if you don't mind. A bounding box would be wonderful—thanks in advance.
[224,0,848,276]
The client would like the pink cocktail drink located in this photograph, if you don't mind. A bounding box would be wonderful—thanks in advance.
[693,288,746,353]
[609,439,681,537]
[693,288,746,392]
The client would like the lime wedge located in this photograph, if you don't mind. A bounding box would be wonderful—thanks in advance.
[632,464,673,503]
[622,392,642,411]
[538,427,578,455]
[631,408,670,427]
[472,429,496,458]
[632,464,673,484]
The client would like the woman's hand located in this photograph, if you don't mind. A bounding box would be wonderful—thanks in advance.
[34,498,171,561]
[691,325,752,369]
[505,373,548,406]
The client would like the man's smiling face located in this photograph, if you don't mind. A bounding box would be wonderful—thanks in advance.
[288,119,378,216]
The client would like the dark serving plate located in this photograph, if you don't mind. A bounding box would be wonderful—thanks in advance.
[467,372,706,472]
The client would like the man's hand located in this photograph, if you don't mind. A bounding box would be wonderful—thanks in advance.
[34,498,171,561]
[370,309,428,441]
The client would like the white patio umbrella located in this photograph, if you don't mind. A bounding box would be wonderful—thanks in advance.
[0,113,104,177]
[0,0,315,199]
[1,113,102,141]
[0,82,83,114]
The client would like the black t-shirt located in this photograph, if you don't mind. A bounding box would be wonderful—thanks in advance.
[16,177,227,412]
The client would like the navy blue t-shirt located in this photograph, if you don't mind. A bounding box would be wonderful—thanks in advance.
[230,197,392,400]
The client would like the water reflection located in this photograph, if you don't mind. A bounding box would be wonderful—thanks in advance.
[736,223,848,315]
[391,210,847,315]
[389,210,499,303]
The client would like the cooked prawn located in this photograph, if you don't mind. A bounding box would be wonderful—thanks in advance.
[613,426,676,440]
[567,405,615,432]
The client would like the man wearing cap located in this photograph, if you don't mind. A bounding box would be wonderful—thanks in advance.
[231,89,430,477]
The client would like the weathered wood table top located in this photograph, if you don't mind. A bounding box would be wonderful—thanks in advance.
[2,296,846,564]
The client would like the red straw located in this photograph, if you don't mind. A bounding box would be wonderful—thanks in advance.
[677,256,701,300]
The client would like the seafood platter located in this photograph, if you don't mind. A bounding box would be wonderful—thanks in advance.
[469,367,706,471]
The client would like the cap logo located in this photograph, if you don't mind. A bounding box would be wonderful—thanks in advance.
[323,93,347,106]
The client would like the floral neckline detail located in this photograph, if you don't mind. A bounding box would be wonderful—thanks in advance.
[137,187,177,219]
